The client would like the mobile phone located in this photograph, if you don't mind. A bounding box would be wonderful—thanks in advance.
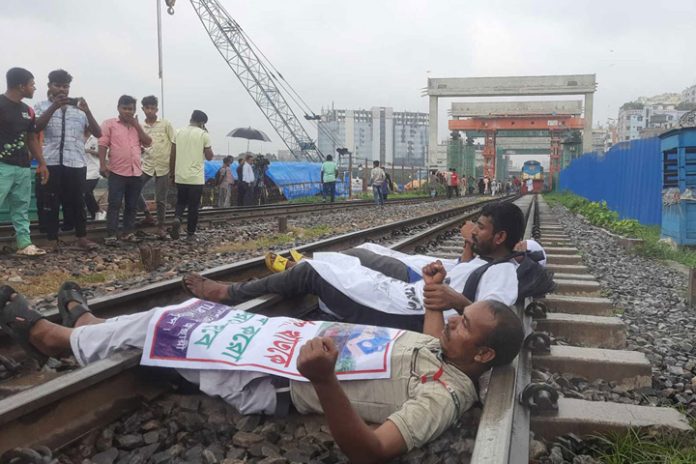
[66,97,80,106]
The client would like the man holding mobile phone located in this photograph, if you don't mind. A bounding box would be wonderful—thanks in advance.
[34,69,101,250]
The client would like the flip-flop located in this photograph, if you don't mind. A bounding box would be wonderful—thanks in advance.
[57,281,92,328]
[289,249,306,263]
[264,252,290,273]
[0,285,48,364]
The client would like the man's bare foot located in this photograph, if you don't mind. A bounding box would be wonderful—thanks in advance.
[182,273,233,303]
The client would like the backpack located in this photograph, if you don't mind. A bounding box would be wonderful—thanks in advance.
[461,251,556,305]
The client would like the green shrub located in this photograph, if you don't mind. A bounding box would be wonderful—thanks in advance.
[544,192,696,268]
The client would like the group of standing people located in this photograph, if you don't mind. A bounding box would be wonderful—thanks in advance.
[0,66,219,255]
[428,169,470,198]
[214,153,257,208]
[427,169,516,198]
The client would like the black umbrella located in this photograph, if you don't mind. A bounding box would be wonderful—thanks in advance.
[227,127,272,153]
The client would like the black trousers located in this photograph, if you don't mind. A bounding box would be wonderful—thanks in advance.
[237,182,247,207]
[175,183,203,235]
[226,257,424,332]
[40,165,87,240]
[83,178,100,219]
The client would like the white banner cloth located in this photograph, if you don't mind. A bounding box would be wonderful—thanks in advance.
[140,299,403,381]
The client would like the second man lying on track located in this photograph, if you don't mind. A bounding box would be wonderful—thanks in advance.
[182,202,526,332]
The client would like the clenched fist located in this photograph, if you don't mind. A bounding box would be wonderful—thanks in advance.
[297,337,339,385]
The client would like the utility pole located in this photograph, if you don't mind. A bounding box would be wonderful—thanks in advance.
[347,151,353,199]
[156,0,168,117]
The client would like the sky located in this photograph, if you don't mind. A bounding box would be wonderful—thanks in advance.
[3,0,696,157]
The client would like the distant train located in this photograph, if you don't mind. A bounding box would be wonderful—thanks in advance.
[520,160,544,193]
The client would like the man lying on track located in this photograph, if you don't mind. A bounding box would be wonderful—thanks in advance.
[329,237,547,279]
[183,202,527,332]
[0,279,524,463]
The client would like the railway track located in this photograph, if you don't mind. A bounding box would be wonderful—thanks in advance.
[0,194,691,463]
[0,196,442,247]
[0,194,512,456]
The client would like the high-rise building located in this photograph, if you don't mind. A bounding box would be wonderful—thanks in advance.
[317,107,428,167]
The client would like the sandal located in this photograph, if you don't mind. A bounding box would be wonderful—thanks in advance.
[0,286,48,364]
[57,281,92,328]
[264,252,291,273]
[289,248,306,263]
[16,244,47,257]
[120,233,142,243]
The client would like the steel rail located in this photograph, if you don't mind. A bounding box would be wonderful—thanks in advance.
[0,196,444,245]
[0,195,521,453]
[470,195,535,463]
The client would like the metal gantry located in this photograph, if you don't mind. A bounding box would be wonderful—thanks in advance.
[188,0,323,162]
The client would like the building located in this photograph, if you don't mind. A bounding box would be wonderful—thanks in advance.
[617,106,646,141]
[617,103,688,141]
[616,86,696,141]
[317,107,428,167]
[682,85,696,104]
[592,128,607,154]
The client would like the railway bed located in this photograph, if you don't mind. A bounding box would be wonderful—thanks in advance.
[0,197,446,248]
[0,194,692,464]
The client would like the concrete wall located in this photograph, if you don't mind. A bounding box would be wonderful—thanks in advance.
[427,74,596,97]
[451,101,583,117]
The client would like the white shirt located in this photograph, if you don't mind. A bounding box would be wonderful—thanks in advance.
[242,162,255,183]
[306,252,518,318]
[84,135,101,180]
[34,100,89,168]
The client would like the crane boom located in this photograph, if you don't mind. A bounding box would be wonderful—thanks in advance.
[188,0,323,162]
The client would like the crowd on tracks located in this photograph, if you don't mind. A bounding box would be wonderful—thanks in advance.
[0,66,267,256]
[427,169,522,199]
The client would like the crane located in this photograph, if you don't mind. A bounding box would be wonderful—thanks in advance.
[165,0,325,162]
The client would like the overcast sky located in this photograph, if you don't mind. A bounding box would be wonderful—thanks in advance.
[3,0,695,156]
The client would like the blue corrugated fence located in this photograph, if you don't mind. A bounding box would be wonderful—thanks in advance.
[559,137,662,225]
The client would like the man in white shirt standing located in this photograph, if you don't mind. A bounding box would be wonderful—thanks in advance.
[83,133,104,221]
[370,160,386,207]
[241,153,256,206]
[34,69,101,250]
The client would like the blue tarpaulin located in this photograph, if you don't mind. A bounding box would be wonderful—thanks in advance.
[559,137,662,225]
[204,161,349,200]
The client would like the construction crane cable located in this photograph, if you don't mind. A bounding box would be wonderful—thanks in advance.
[242,45,342,149]
[238,26,321,120]
[189,0,323,161]
[231,18,337,156]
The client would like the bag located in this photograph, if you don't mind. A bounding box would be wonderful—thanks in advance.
[461,251,555,305]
